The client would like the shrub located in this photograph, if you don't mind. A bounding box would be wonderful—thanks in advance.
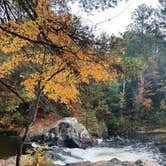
[21,147,54,166]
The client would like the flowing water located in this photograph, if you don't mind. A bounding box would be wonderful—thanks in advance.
[0,134,165,165]
[33,135,166,166]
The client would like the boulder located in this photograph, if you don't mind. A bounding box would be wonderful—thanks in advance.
[134,160,160,166]
[31,117,93,148]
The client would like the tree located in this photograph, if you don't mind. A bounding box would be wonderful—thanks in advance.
[158,0,166,38]
[127,4,155,57]
[123,3,166,127]
[0,0,121,165]
[0,0,122,23]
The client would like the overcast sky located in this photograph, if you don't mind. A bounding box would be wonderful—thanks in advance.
[70,0,160,36]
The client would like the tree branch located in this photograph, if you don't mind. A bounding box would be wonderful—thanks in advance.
[0,79,26,104]
[0,25,64,50]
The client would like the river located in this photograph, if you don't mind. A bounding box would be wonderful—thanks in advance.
[34,134,166,166]
[0,134,166,165]
[0,136,21,159]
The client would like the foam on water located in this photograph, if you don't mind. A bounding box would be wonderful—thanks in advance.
[54,143,162,165]
[32,140,163,165]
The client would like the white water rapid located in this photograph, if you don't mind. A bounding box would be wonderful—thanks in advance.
[32,138,164,166]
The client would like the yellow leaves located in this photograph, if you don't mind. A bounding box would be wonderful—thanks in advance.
[20,21,40,40]
[115,57,122,64]
[41,67,79,105]
[0,21,38,54]
[7,20,20,28]
[46,82,79,105]
[0,0,121,108]
[22,73,40,98]
[121,48,126,55]
[22,146,54,166]
[35,0,51,17]
[79,60,110,83]
[77,50,91,61]
[48,31,71,46]
[0,55,25,79]
[0,4,72,54]
[109,56,122,65]
[10,19,40,41]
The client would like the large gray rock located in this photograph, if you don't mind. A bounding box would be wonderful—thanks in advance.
[32,117,93,148]
[55,117,93,148]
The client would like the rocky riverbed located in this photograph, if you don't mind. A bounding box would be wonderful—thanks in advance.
[0,118,165,166]
[34,137,165,166]
[0,136,165,166]
[0,157,160,166]
[60,158,160,166]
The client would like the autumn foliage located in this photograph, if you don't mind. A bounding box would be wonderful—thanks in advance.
[0,0,117,107]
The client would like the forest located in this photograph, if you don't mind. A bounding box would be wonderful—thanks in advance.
[0,0,165,166]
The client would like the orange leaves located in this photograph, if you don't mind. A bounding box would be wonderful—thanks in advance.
[48,31,71,47]
[0,30,26,54]
[22,73,40,97]
[79,61,109,82]
[143,98,153,110]
[20,21,40,40]
[8,19,40,40]
[115,57,122,64]
[0,21,37,54]
[41,67,80,105]
[0,0,120,107]
[35,0,51,17]
[0,55,26,79]
[45,82,79,105]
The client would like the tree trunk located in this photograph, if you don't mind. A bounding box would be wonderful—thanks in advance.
[120,78,126,110]
[15,85,41,166]
[16,127,29,166]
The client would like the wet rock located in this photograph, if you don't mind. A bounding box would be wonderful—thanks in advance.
[0,156,16,166]
[56,117,93,148]
[45,146,83,162]
[134,160,160,166]
[63,158,160,166]
[31,117,93,148]
[135,160,147,166]
[109,158,124,165]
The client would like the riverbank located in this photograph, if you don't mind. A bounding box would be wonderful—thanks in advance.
[0,137,165,166]
[59,159,160,166]
[0,128,166,165]
[0,156,160,166]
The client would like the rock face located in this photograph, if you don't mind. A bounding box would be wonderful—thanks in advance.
[31,117,93,148]
[56,117,93,148]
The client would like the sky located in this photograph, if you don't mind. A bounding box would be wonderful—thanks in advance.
[70,0,160,36]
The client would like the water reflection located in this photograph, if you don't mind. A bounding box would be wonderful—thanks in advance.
[0,136,21,159]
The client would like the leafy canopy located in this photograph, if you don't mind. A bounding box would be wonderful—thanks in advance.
[0,0,117,106]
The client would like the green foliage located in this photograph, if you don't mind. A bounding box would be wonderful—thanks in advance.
[121,56,144,80]
[80,108,100,135]
[57,104,72,117]
[0,89,24,129]
[76,81,121,135]
[105,115,131,135]
[152,106,166,126]
[103,82,121,112]
[0,0,165,138]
